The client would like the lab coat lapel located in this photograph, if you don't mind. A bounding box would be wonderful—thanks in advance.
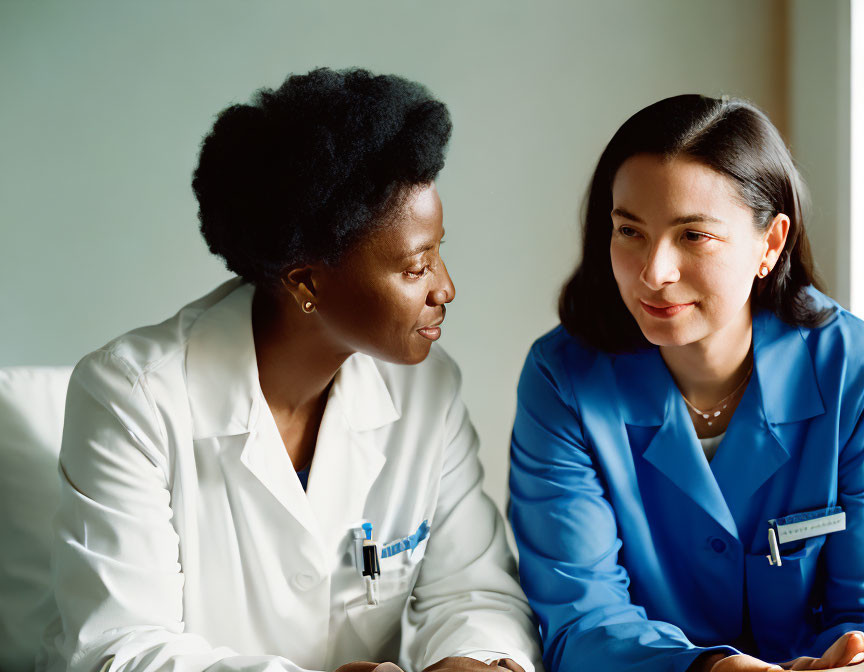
[240,403,323,543]
[306,354,398,556]
[186,280,258,438]
[710,310,824,531]
[614,348,739,540]
[185,280,322,546]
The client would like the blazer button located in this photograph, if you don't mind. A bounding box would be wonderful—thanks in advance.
[709,537,727,554]
[292,572,321,591]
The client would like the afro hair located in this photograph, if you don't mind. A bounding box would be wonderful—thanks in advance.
[192,67,452,289]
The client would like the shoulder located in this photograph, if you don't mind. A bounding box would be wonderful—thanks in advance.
[520,325,605,399]
[796,289,864,371]
[761,289,864,428]
[71,279,243,395]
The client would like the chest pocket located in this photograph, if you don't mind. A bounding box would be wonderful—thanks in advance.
[344,534,429,653]
[745,535,826,660]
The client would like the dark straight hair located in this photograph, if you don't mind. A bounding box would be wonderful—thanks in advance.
[559,94,829,353]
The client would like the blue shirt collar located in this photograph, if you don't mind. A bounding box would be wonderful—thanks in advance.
[611,308,825,428]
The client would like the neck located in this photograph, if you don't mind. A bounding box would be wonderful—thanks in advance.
[659,303,754,411]
[252,287,352,417]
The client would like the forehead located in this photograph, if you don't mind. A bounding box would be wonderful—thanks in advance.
[358,183,444,259]
[612,154,746,215]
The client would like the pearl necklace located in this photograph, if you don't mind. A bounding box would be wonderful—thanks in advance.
[680,361,753,428]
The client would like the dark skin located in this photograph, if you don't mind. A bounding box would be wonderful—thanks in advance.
[253,183,523,672]
[252,183,454,467]
[335,658,525,672]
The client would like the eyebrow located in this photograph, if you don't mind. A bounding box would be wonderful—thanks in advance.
[611,208,724,225]
[402,229,445,258]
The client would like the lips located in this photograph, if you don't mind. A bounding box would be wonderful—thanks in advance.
[639,300,694,318]
[417,324,442,341]
[417,314,445,341]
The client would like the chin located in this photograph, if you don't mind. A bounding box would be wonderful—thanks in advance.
[638,323,697,348]
[372,342,433,366]
[402,345,433,366]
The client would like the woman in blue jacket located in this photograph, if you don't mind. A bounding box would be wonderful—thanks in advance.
[509,94,864,672]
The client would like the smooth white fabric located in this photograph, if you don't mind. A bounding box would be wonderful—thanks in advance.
[697,432,726,463]
[0,366,72,672]
[39,279,541,672]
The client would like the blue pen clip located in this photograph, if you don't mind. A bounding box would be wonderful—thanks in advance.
[381,520,431,559]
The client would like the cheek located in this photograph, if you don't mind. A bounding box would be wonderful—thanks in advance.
[329,277,425,340]
[688,251,756,317]
[610,244,640,290]
[693,247,754,290]
[376,279,426,326]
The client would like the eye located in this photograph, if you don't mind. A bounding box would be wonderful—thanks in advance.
[616,225,640,238]
[683,230,712,243]
[404,265,430,279]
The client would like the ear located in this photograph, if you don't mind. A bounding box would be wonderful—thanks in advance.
[281,266,319,311]
[760,213,790,272]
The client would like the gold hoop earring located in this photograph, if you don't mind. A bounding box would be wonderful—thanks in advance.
[302,300,315,314]
[758,264,770,278]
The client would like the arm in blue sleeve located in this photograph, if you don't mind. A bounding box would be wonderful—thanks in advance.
[808,407,864,656]
[508,342,737,672]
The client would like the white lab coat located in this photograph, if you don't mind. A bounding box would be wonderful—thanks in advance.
[39,279,541,672]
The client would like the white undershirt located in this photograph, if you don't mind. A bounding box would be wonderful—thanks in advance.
[699,432,726,462]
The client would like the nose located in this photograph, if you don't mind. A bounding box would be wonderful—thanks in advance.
[640,240,680,290]
[428,260,455,306]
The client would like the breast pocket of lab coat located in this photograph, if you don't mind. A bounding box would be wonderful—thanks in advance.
[344,535,429,654]
[745,535,826,660]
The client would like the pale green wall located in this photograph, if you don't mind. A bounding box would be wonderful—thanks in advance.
[1,0,793,510]
[788,0,852,308]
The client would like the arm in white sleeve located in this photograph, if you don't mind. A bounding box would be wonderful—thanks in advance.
[403,361,542,672]
[51,350,314,672]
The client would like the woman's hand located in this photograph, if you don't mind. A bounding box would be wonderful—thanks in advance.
[692,654,780,672]
[687,652,781,672]
[423,657,524,671]
[691,634,864,672]
[335,657,523,672]
[779,632,864,670]
[334,662,404,672]
[698,654,782,672]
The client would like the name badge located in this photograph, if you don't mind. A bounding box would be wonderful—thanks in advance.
[766,506,845,566]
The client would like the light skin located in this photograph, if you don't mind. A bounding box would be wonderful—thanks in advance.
[610,153,787,436]
[609,154,863,672]
[253,183,523,672]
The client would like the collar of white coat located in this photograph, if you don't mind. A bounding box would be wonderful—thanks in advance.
[185,280,401,440]
[611,306,826,428]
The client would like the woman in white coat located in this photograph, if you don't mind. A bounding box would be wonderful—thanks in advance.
[40,68,541,672]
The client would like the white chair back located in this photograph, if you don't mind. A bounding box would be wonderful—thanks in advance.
[0,367,72,672]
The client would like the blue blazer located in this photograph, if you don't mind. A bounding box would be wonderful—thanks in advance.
[509,294,864,672]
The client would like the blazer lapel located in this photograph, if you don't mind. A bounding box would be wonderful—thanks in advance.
[710,310,824,537]
[709,376,787,538]
[614,347,739,540]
